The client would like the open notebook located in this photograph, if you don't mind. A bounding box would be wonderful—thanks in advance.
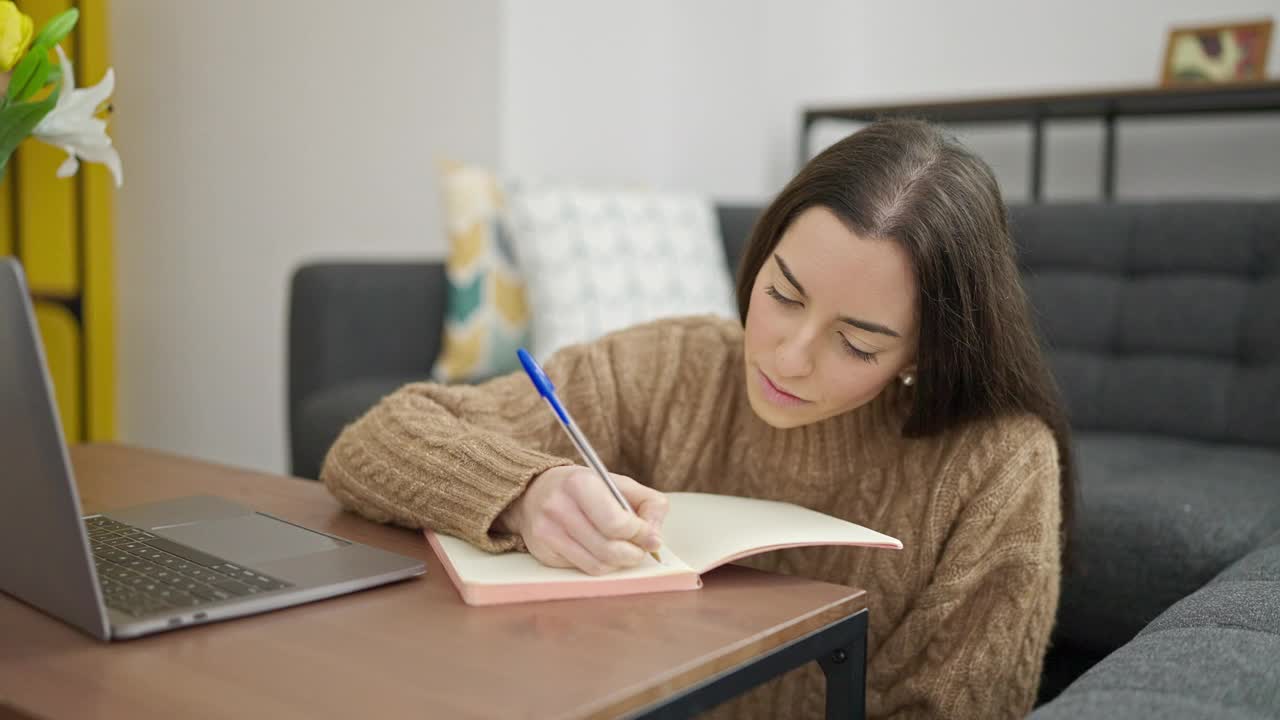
[425,492,902,606]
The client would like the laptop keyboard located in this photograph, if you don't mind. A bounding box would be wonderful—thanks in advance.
[85,516,294,618]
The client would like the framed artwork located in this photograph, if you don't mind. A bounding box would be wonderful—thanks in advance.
[1162,19,1273,85]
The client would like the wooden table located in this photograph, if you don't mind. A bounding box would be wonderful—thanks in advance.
[1,445,869,719]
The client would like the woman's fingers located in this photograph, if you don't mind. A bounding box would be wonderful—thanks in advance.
[545,493,646,568]
[529,518,616,576]
[629,486,670,530]
[563,470,654,544]
[612,474,669,545]
[519,465,669,574]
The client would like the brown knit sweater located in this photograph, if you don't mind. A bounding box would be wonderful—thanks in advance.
[321,315,1062,720]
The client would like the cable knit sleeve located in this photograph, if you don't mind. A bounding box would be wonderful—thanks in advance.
[318,317,699,553]
[873,416,1063,720]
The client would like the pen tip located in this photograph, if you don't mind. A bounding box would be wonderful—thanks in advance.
[650,551,662,563]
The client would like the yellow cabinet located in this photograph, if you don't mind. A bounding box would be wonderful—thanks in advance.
[33,302,82,441]
[2,0,114,443]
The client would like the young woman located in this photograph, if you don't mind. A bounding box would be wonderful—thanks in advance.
[322,118,1073,720]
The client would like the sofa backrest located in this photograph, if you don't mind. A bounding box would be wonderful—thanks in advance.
[715,204,761,282]
[1013,202,1280,448]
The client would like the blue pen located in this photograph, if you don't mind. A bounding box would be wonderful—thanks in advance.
[517,348,661,563]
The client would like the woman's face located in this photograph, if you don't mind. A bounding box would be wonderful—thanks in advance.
[743,206,920,429]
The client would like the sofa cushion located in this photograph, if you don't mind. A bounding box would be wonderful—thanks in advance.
[430,162,531,384]
[1213,530,1280,583]
[292,377,420,480]
[505,187,739,360]
[1139,528,1280,634]
[1140,577,1280,639]
[1031,531,1280,719]
[1028,629,1280,719]
[1056,431,1280,655]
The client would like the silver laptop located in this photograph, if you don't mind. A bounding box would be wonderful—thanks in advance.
[0,258,425,640]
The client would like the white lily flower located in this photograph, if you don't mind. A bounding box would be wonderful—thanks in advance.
[32,45,122,187]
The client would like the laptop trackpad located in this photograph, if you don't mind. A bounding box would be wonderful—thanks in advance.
[155,514,347,567]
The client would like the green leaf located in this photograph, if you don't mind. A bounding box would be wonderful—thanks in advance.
[30,8,79,53]
[24,55,52,100]
[9,54,52,104]
[7,48,43,102]
[0,82,61,173]
[5,8,80,105]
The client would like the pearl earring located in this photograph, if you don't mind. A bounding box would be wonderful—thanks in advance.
[900,373,915,387]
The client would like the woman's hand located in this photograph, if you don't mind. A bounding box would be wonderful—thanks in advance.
[497,465,668,575]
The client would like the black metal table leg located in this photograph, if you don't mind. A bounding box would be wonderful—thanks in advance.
[629,609,869,719]
[818,611,868,720]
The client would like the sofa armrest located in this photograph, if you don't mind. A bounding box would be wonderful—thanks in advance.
[287,261,447,475]
[1029,528,1280,719]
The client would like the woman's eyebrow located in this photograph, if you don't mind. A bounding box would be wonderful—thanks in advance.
[839,315,901,339]
[773,254,902,339]
[774,254,808,296]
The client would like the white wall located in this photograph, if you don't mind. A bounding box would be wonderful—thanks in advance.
[502,1,764,198]
[110,0,502,472]
[506,0,1280,202]
[110,0,1280,474]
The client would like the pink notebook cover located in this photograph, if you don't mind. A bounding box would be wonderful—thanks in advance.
[424,531,901,606]
[425,531,702,605]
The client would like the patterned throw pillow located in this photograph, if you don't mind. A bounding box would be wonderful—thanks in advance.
[430,162,531,383]
[504,186,738,361]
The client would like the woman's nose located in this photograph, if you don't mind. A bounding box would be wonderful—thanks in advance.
[775,335,814,378]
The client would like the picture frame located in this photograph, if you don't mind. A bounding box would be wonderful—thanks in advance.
[1161,18,1273,86]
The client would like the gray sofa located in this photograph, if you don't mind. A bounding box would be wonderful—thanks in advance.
[288,202,1280,717]
[1029,526,1280,719]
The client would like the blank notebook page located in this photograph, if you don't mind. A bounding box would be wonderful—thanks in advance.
[661,492,903,574]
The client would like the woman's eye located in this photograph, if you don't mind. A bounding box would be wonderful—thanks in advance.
[765,285,799,305]
[840,335,879,364]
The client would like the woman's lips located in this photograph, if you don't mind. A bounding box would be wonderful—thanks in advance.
[757,368,811,407]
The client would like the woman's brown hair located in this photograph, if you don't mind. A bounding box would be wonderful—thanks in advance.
[736,118,1076,562]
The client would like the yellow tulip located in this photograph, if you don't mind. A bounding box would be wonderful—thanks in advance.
[0,1,34,72]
